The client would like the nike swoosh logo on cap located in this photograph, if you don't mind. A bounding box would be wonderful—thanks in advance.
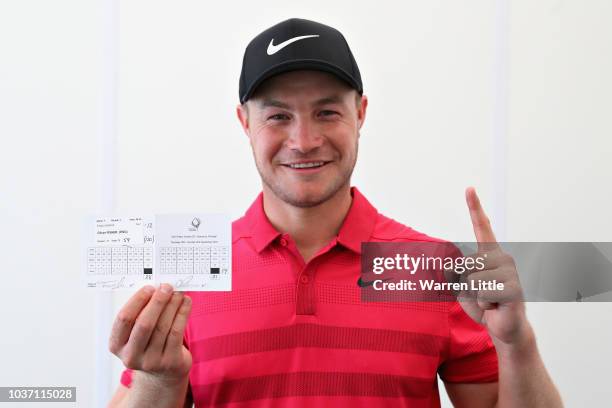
[266,35,320,55]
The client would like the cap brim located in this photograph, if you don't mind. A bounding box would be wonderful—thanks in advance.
[241,59,363,104]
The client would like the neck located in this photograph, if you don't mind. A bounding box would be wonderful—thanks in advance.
[262,184,353,262]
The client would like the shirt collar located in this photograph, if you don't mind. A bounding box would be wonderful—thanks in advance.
[242,186,378,254]
[336,187,378,254]
[244,192,282,253]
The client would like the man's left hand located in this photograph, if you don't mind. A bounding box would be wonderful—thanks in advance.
[456,187,529,346]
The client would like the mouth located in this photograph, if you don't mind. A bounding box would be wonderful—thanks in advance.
[280,161,330,171]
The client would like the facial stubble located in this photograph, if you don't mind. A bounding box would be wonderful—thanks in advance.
[253,135,359,208]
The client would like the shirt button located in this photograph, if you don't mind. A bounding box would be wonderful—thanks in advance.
[280,238,288,246]
[300,275,310,284]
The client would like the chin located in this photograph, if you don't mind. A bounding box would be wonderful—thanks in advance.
[272,182,344,208]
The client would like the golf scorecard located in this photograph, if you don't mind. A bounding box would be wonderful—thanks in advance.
[82,214,231,291]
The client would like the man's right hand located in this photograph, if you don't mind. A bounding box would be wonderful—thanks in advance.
[109,284,193,386]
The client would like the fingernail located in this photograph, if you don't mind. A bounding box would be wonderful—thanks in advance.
[160,283,173,294]
[143,285,155,294]
[183,296,191,306]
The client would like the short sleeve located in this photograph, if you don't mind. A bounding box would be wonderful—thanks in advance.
[438,301,499,383]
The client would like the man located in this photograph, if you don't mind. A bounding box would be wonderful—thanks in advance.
[108,18,562,407]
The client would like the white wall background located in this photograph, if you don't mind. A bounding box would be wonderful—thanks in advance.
[1,0,610,407]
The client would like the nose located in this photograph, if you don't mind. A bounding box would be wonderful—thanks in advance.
[286,118,323,153]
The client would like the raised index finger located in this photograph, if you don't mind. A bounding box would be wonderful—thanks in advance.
[465,187,498,251]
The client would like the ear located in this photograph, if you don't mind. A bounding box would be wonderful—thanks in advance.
[236,103,250,137]
[357,94,368,130]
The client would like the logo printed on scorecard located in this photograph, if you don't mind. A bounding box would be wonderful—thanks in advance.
[191,217,201,229]
[266,35,320,55]
[188,217,201,232]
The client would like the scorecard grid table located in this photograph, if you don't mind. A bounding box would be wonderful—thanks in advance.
[159,246,229,275]
[87,246,229,276]
[87,247,153,275]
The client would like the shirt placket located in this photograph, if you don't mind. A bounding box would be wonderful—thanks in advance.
[279,233,338,316]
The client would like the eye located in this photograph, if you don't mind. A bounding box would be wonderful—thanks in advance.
[268,113,290,121]
[319,110,339,118]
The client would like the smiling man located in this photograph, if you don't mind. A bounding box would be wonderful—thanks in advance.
[239,68,364,263]
[108,18,562,407]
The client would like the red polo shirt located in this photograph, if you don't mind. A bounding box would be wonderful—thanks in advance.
[120,187,498,407]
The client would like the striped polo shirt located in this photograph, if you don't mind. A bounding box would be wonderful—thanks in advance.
[120,187,498,407]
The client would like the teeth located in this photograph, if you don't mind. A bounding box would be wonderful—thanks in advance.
[288,162,325,169]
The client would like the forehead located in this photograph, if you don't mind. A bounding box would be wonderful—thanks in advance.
[249,70,355,105]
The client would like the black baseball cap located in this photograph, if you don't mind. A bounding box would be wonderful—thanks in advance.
[238,18,363,104]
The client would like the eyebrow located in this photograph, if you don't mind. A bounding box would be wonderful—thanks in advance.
[258,94,345,110]
[259,99,291,109]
